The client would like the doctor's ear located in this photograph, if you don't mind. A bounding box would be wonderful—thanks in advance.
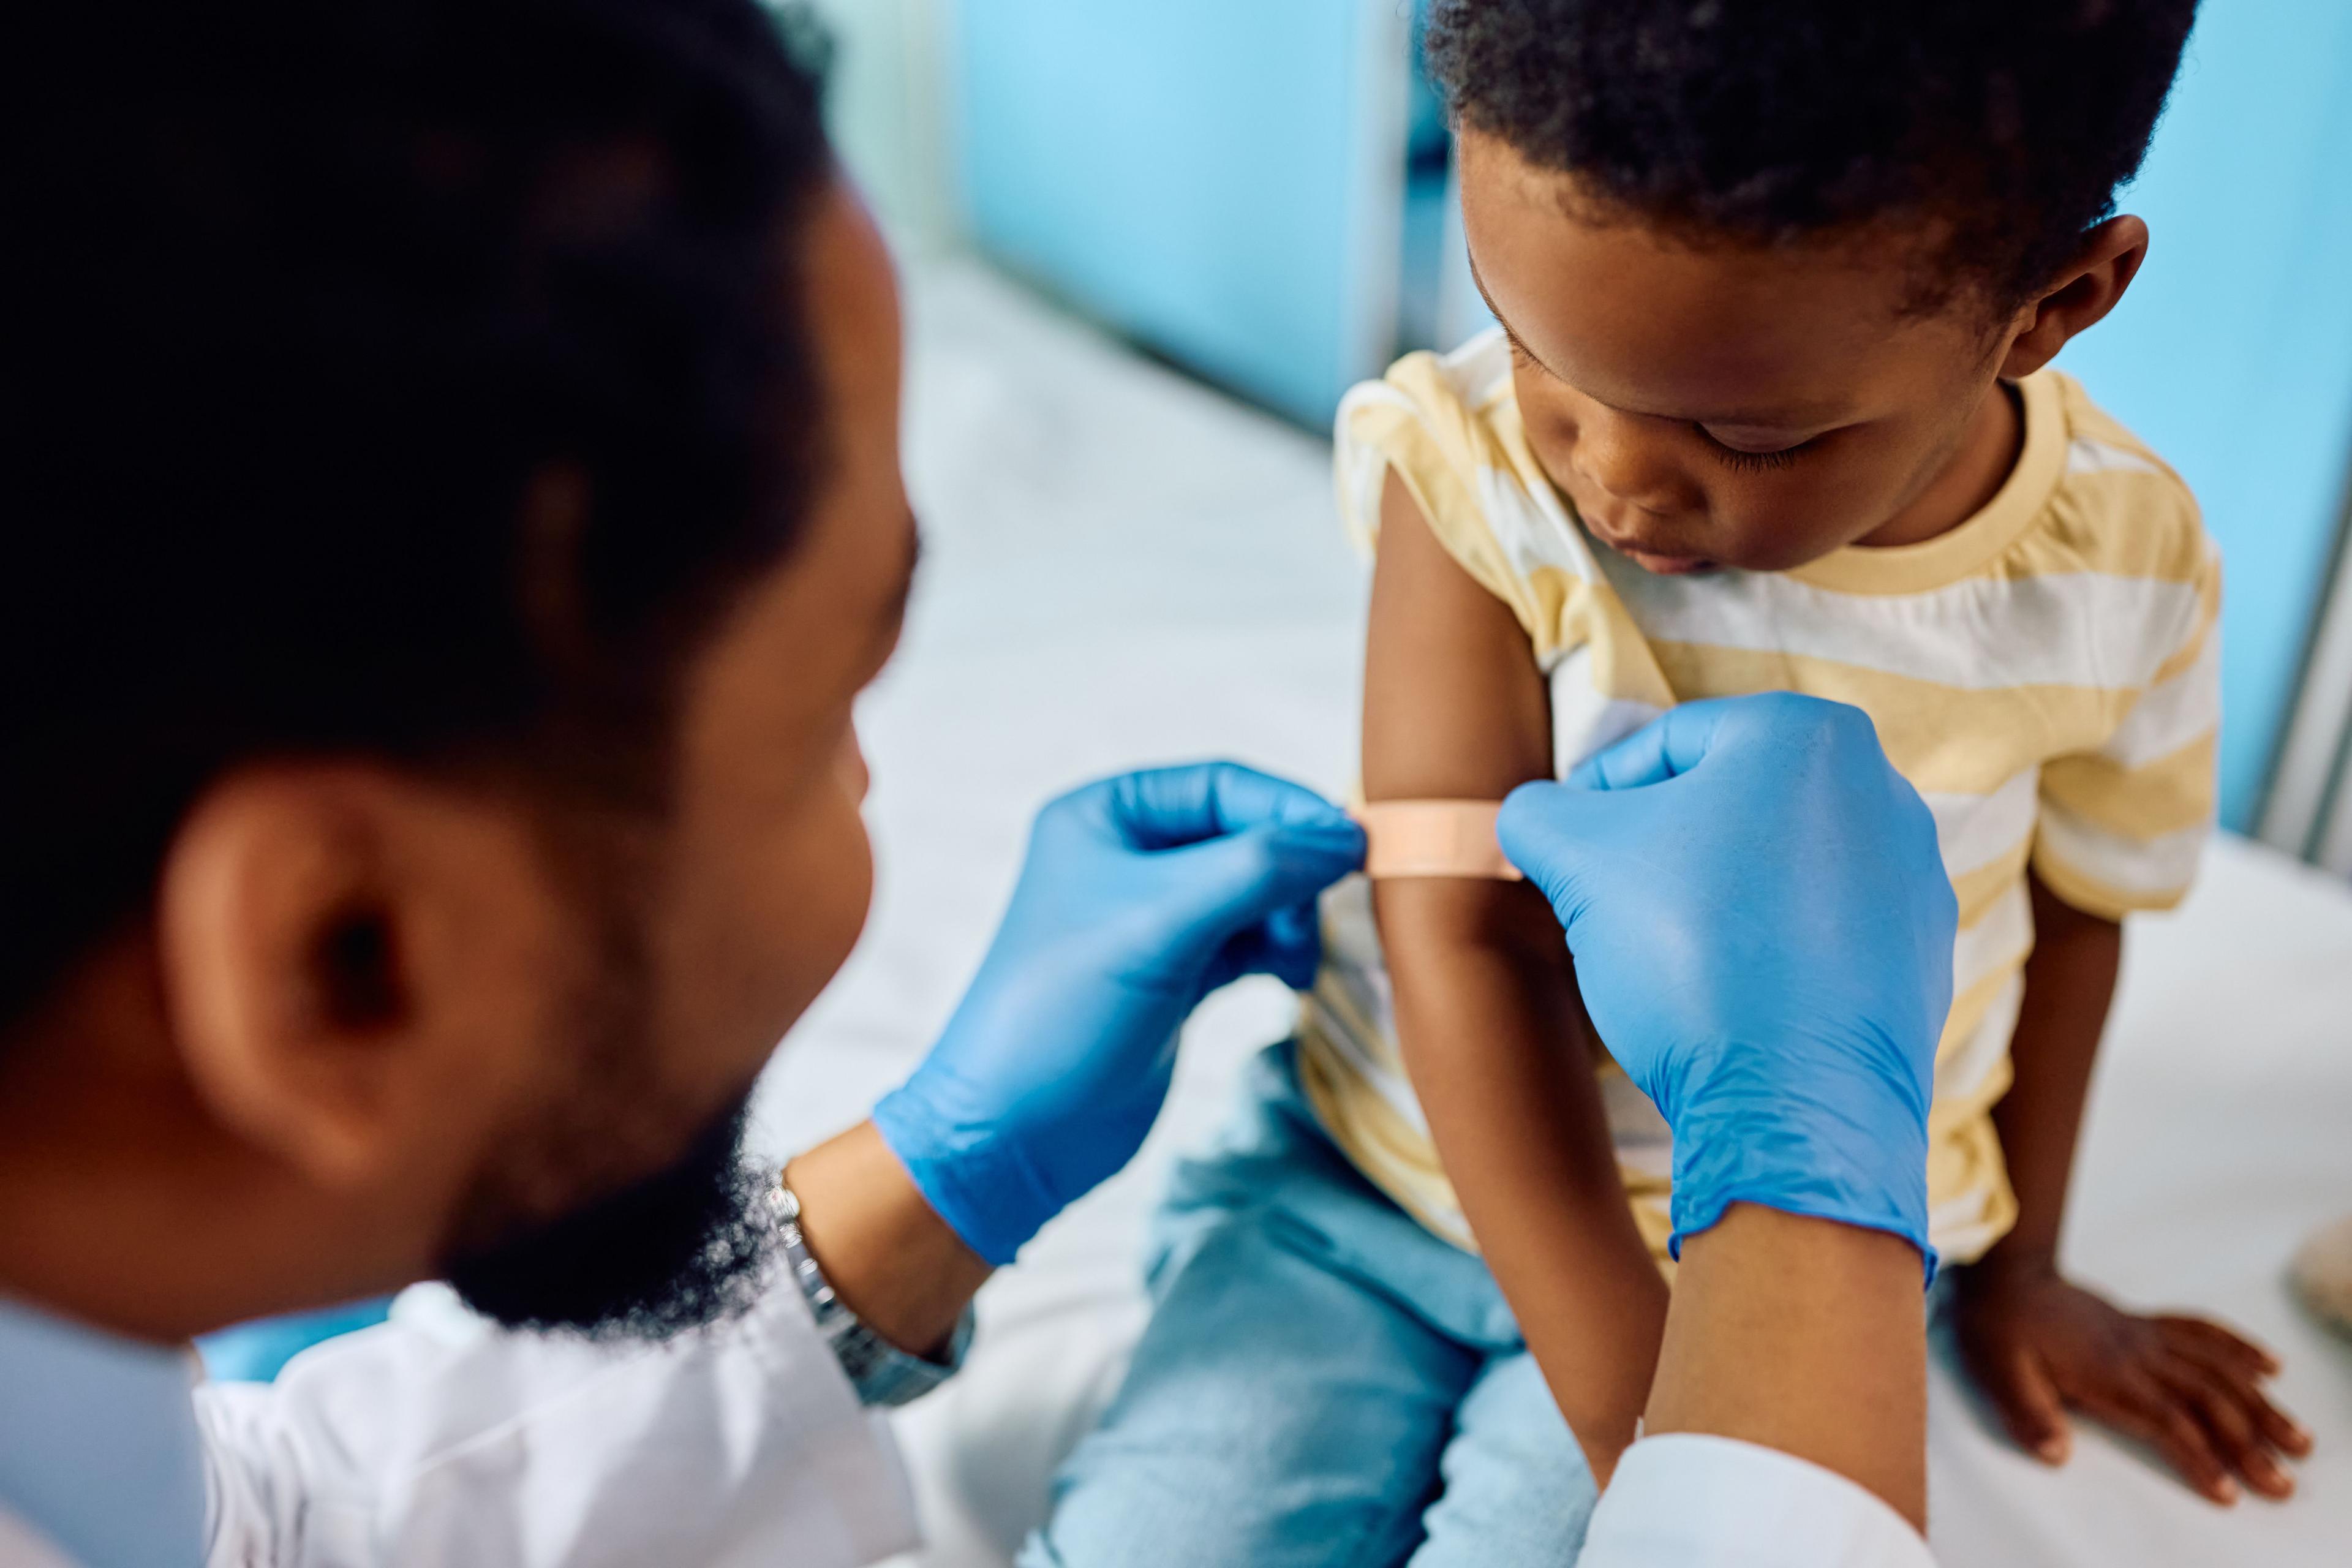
[156,764,562,1188]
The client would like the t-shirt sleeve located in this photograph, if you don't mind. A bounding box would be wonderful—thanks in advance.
[2032,539,2222,921]
[1332,342,1562,657]
[1332,336,1676,717]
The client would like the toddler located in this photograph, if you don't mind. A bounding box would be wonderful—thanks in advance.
[1027,5,2307,1564]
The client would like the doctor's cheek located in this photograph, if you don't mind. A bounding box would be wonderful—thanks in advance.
[695,718,880,1060]
[780,722,877,962]
[811,724,880,968]
[837,723,872,805]
[797,719,880,969]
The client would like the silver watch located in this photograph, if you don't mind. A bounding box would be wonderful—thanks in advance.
[769,1174,971,1408]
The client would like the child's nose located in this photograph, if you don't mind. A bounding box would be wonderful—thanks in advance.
[1570,405,1683,513]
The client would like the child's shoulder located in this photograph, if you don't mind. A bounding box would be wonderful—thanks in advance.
[1334,328,1551,561]
[2037,370,2211,571]
[1339,329,1518,459]
[1401,328,1519,417]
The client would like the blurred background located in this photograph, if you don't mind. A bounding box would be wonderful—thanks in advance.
[784,15,2352,1564]
[199,10,2352,1565]
[815,0,2352,851]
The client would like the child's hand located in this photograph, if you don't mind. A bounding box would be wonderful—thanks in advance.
[1953,1256,2312,1503]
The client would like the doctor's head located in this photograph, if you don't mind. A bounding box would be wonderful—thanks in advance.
[0,1,913,1338]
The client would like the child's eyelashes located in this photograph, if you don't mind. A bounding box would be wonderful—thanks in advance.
[1696,426,1809,473]
[1500,336,1818,475]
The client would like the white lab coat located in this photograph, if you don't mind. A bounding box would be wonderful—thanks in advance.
[1581,1437,1938,1568]
[194,1285,919,1567]
[0,1286,1934,1568]
[0,1285,917,1568]
[0,1514,72,1568]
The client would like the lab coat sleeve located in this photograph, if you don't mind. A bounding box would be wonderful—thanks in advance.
[192,1283,922,1568]
[1580,1436,1939,1568]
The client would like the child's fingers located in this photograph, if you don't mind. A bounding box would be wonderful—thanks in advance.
[2154,1318,2311,1455]
[2092,1370,2237,1504]
[2155,1314,2280,1378]
[2164,1340,2315,1458]
[1980,1348,2071,1464]
[2255,1393,2316,1459]
[2157,1359,2296,1499]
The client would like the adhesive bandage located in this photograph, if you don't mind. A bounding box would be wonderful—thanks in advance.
[1352,799,1521,881]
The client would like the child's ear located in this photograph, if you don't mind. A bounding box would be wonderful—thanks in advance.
[1997,216,2150,379]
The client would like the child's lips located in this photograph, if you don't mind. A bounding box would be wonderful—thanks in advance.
[1624,548,1713,575]
[1586,518,1714,575]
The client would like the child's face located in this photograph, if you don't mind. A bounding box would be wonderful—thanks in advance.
[1458,131,2019,576]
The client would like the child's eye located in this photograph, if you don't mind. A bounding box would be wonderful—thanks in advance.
[1697,426,1809,473]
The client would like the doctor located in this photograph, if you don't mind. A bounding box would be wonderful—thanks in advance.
[0,2,1949,1566]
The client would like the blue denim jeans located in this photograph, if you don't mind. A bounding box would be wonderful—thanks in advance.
[1020,1042,1595,1567]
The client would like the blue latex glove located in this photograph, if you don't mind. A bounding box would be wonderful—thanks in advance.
[1496,694,1956,1268]
[873,763,1365,1264]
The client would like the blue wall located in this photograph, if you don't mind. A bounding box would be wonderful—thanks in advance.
[2055,1,2352,829]
[959,0,1408,429]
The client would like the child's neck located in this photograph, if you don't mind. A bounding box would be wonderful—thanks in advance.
[1858,380,2024,549]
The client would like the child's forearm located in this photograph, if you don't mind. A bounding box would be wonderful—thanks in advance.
[1360,465,1665,1478]
[1380,876,1670,1481]
[1983,872,2122,1267]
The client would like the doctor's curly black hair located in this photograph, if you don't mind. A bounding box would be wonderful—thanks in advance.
[0,0,836,1026]
[1425,0,2199,308]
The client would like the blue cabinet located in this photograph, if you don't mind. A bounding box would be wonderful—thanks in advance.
[959,0,1415,429]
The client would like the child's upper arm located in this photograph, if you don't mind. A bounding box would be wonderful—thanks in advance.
[1363,467,1551,802]
[1365,467,1565,961]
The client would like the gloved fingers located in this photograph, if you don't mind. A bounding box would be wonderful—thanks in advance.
[1240,898,1324,989]
[1101,761,1361,852]
[1203,899,1324,995]
[1494,780,1615,920]
[1165,824,1363,948]
[1498,702,1737,901]
[1562,699,1744,791]
[1264,896,1322,966]
[1561,693,1885,793]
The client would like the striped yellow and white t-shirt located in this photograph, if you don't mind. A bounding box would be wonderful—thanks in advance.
[1301,330,2220,1266]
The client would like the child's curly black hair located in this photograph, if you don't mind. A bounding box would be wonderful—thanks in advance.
[1426,0,2198,309]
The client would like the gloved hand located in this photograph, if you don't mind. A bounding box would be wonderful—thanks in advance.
[873,763,1365,1264]
[1496,694,1956,1268]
